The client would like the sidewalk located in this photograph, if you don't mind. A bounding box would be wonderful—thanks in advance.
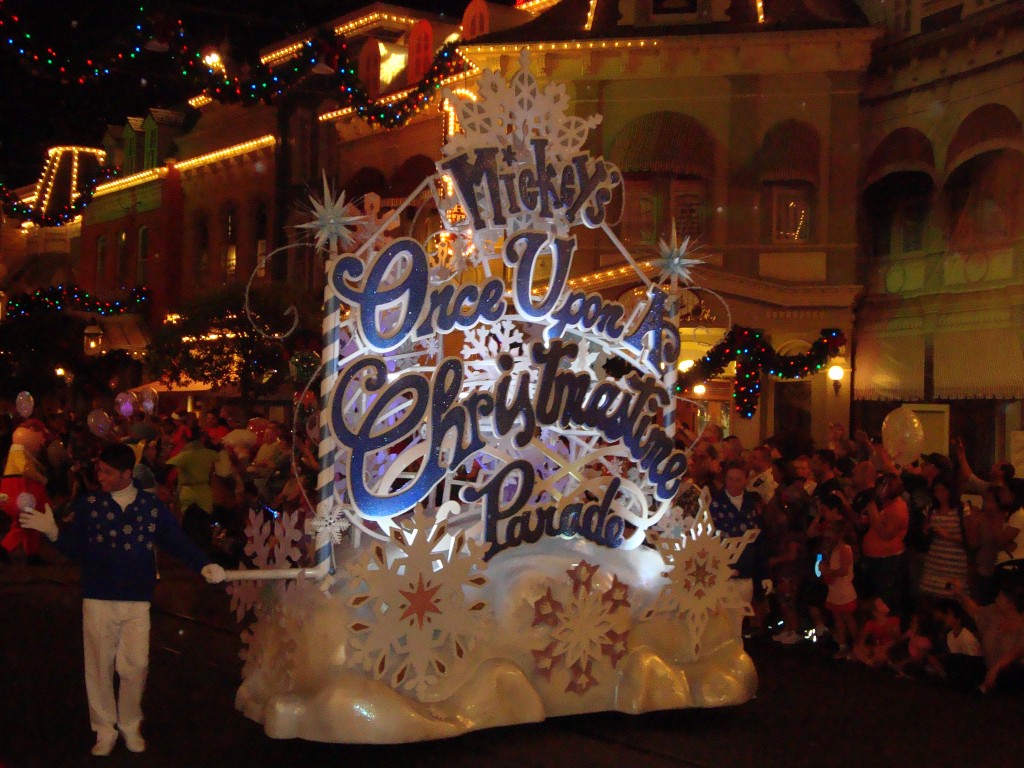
[2,552,1022,768]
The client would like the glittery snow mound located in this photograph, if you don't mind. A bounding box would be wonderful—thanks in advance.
[234,524,756,744]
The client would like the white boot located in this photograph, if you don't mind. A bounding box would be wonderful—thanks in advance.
[91,730,118,757]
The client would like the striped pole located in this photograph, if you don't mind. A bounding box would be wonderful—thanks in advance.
[315,251,342,573]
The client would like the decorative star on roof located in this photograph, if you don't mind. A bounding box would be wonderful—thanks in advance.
[297,172,364,254]
[655,220,704,289]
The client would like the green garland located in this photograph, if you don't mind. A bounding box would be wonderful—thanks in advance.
[677,327,845,418]
[193,35,471,129]
[5,285,149,318]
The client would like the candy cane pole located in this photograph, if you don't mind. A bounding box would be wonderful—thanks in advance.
[314,246,341,574]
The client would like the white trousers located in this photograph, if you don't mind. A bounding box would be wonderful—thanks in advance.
[82,599,150,737]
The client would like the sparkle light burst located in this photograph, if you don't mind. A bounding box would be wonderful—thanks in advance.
[297,172,365,254]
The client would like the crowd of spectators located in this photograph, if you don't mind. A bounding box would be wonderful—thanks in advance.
[0,404,317,570]
[2,400,1022,696]
[686,421,1024,695]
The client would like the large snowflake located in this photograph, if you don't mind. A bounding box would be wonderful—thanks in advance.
[345,505,489,700]
[643,508,757,657]
[530,561,632,696]
[227,510,306,623]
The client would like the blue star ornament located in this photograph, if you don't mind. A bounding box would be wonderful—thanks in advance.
[297,172,365,254]
[655,220,704,287]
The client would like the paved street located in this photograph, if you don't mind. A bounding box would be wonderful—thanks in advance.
[1,553,1020,768]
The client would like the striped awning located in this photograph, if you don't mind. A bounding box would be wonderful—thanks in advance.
[608,112,715,178]
[853,333,925,401]
[758,120,820,186]
[934,328,1024,400]
[863,127,936,188]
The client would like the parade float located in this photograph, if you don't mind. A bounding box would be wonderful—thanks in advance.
[224,50,758,744]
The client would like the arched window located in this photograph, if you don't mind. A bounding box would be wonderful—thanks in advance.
[461,0,490,40]
[407,20,434,82]
[96,235,107,291]
[358,38,382,100]
[609,112,715,245]
[756,120,821,244]
[136,225,149,285]
[115,230,129,287]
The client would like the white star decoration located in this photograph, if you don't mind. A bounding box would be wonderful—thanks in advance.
[297,172,364,254]
[655,220,704,289]
[644,507,757,658]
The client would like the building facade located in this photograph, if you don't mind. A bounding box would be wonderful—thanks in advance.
[3,0,1019,463]
[854,0,1024,465]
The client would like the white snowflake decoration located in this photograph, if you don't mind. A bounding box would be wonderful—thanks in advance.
[530,561,632,696]
[437,49,612,257]
[309,505,351,545]
[227,510,306,622]
[296,171,365,254]
[460,317,531,383]
[643,508,757,658]
[650,482,707,538]
[346,505,489,700]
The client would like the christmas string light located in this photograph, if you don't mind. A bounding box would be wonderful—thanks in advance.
[0,2,188,85]
[188,34,472,129]
[4,285,149,318]
[0,167,120,227]
[675,327,845,418]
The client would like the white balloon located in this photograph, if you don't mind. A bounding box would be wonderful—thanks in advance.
[87,409,113,438]
[881,406,925,466]
[15,391,34,418]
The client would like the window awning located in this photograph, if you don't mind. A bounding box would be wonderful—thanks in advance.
[101,315,150,355]
[758,120,820,186]
[853,333,925,401]
[863,127,936,188]
[389,155,436,199]
[934,328,1024,400]
[945,104,1024,178]
[608,111,715,178]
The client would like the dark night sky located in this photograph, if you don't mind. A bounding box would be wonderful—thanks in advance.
[0,0,475,188]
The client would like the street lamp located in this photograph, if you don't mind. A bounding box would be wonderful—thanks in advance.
[84,320,105,356]
[828,363,845,396]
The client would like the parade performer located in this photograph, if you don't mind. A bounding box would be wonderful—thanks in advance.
[0,418,51,565]
[20,442,226,757]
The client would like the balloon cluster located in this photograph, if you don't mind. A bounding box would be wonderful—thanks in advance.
[86,387,159,438]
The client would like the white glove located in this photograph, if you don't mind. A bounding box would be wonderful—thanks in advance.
[20,503,58,542]
[201,563,226,584]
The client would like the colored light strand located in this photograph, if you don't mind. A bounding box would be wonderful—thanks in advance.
[676,327,845,418]
[4,285,149,318]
